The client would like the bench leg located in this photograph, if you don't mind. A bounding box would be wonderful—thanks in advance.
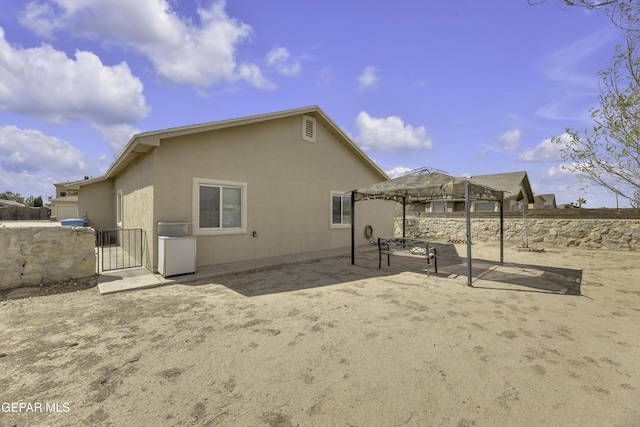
[387,254,390,266]
[378,251,381,269]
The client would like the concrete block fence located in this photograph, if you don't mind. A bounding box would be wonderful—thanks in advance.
[395,217,640,250]
[0,225,96,291]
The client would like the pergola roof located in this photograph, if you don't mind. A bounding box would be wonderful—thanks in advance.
[354,171,504,203]
[350,170,505,287]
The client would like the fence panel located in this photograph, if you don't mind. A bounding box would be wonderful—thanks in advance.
[97,229,145,272]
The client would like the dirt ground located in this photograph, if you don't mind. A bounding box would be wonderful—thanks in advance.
[1,243,639,426]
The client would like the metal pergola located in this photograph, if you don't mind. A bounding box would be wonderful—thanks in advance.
[350,171,505,286]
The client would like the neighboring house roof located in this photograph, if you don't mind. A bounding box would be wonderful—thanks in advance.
[50,195,78,203]
[355,171,504,202]
[70,106,387,188]
[0,199,25,207]
[57,176,103,191]
[535,193,557,209]
[467,171,534,202]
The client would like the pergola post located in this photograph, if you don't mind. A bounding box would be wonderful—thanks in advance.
[499,192,504,265]
[465,181,472,287]
[351,191,356,265]
[402,196,407,238]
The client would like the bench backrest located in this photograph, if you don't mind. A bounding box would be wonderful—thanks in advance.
[378,237,433,255]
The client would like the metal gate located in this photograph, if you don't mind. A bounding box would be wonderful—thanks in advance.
[97,229,145,272]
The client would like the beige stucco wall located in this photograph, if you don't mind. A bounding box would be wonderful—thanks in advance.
[0,226,97,291]
[114,153,155,269]
[151,114,394,269]
[78,179,115,231]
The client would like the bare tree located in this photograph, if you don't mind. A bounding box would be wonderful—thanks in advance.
[533,1,640,207]
[528,1,637,29]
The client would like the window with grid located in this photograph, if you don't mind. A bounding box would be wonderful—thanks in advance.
[194,178,246,235]
[331,192,351,227]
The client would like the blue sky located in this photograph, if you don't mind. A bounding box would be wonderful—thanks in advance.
[0,0,626,207]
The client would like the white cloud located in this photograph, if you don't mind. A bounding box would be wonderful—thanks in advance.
[266,47,301,76]
[518,135,565,163]
[0,171,51,199]
[358,66,379,90]
[20,0,274,89]
[535,29,615,123]
[0,125,93,175]
[237,64,276,90]
[540,164,627,207]
[91,123,140,155]
[536,92,594,122]
[498,129,521,151]
[0,28,148,125]
[355,111,432,152]
[386,166,412,178]
[317,66,333,86]
[541,29,615,88]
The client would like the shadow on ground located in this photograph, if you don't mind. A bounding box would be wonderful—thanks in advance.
[192,243,582,297]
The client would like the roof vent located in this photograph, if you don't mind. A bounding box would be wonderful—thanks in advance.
[302,115,316,143]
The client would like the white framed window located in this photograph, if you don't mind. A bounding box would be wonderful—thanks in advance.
[193,178,247,235]
[431,202,445,213]
[474,201,495,212]
[116,189,123,227]
[302,115,316,142]
[330,191,351,228]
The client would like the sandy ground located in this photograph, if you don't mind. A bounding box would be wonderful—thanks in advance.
[1,243,639,427]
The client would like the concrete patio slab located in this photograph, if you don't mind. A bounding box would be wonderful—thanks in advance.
[97,245,376,295]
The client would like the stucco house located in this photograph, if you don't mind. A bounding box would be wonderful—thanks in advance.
[413,171,534,214]
[531,193,558,209]
[61,106,394,273]
[467,171,534,212]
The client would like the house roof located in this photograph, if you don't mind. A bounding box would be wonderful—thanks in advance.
[536,193,557,204]
[56,176,103,190]
[467,171,534,201]
[0,199,26,207]
[50,195,78,203]
[354,171,504,203]
[71,106,387,188]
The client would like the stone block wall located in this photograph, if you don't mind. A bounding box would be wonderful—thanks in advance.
[0,226,97,291]
[395,218,640,250]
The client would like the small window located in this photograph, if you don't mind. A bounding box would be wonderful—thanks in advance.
[330,192,351,228]
[432,202,445,213]
[116,190,123,226]
[474,202,495,212]
[302,115,316,142]
[193,178,247,235]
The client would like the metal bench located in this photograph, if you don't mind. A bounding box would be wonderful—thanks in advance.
[378,237,437,275]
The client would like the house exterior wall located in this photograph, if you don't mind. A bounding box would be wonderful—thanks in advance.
[54,203,78,220]
[151,114,393,270]
[114,153,155,269]
[78,179,115,230]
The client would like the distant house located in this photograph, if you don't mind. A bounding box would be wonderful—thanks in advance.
[59,106,394,273]
[50,183,79,220]
[0,199,25,207]
[531,193,557,209]
[50,176,101,221]
[415,171,535,214]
